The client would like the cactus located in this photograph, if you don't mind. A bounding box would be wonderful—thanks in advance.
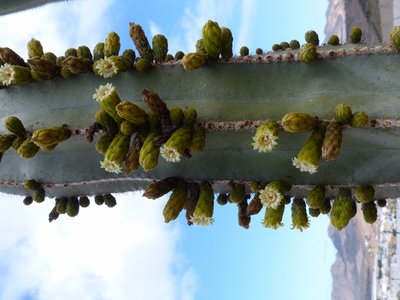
[1,19,400,229]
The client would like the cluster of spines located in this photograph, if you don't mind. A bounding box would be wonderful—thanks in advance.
[0,116,72,160]
[93,84,205,174]
[252,103,369,175]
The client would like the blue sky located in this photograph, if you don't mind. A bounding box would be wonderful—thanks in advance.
[0,1,335,300]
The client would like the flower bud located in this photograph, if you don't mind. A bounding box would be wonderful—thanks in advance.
[42,52,57,64]
[247,193,263,216]
[195,39,206,54]
[66,197,79,217]
[77,45,92,60]
[309,207,321,218]
[28,57,59,79]
[101,133,131,174]
[185,182,200,225]
[189,127,206,153]
[94,195,105,205]
[281,112,316,133]
[280,42,290,50]
[262,203,285,229]
[152,34,168,63]
[181,53,207,70]
[24,179,41,191]
[104,194,117,208]
[306,185,325,208]
[220,27,233,60]
[122,49,136,64]
[328,35,340,45]
[60,67,73,78]
[79,196,90,208]
[56,197,68,214]
[125,130,146,174]
[354,185,375,203]
[377,199,387,207]
[175,51,185,61]
[95,109,118,130]
[291,198,309,231]
[362,202,377,224]
[141,89,169,115]
[96,130,117,155]
[271,44,281,52]
[12,137,24,150]
[290,40,300,49]
[32,188,45,203]
[139,132,160,171]
[319,198,332,214]
[108,55,132,73]
[135,58,152,72]
[60,56,92,75]
[229,182,246,203]
[160,127,192,163]
[104,32,120,57]
[305,30,319,45]
[170,107,184,127]
[5,116,26,137]
[350,112,368,128]
[299,43,317,63]
[0,47,26,66]
[216,193,228,206]
[391,26,400,50]
[240,46,249,56]
[143,177,180,199]
[120,120,137,136]
[23,196,33,206]
[334,103,352,125]
[255,48,263,55]
[0,134,16,152]
[31,127,72,148]
[349,27,362,43]
[65,48,78,57]
[116,101,148,126]
[330,188,354,230]
[129,23,153,61]
[0,64,33,86]
[183,108,197,127]
[17,139,40,159]
[202,20,222,60]
[27,38,44,59]
[190,182,214,225]
[93,43,105,61]
[163,183,188,223]
[321,122,343,161]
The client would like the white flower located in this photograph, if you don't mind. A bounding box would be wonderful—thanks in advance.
[189,213,214,226]
[292,157,318,175]
[0,63,14,86]
[259,186,284,209]
[94,58,118,78]
[160,145,181,163]
[92,83,115,102]
[252,131,278,152]
[100,158,122,174]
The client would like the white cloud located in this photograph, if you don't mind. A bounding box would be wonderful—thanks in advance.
[0,192,197,300]
[236,0,257,50]
[149,20,162,38]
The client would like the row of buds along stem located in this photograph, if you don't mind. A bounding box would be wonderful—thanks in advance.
[251,103,368,175]
[92,84,206,174]
[0,116,72,161]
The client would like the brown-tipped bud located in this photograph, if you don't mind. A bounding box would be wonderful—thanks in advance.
[104,194,117,207]
[27,38,44,59]
[142,89,169,115]
[31,127,72,148]
[0,47,26,66]
[216,193,228,205]
[60,56,92,75]
[5,116,26,137]
[66,197,79,217]
[129,23,153,61]
[79,196,90,208]
[125,131,146,174]
[17,139,40,159]
[143,177,180,199]
[246,193,263,216]
[28,56,59,79]
[77,45,93,60]
[238,197,251,229]
[321,123,343,161]
[163,183,188,223]
[116,101,148,126]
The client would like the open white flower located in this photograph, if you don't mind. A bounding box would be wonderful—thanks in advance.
[94,58,118,78]
[160,144,181,163]
[251,120,279,153]
[92,83,115,102]
[0,63,14,86]
[189,213,214,226]
[292,157,318,175]
[100,158,122,174]
[259,182,285,209]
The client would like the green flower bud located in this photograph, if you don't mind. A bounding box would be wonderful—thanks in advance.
[308,207,321,218]
[291,198,309,231]
[101,133,131,174]
[60,67,73,78]
[139,132,160,172]
[129,23,153,61]
[109,55,132,73]
[185,182,200,225]
[60,56,92,75]
[247,193,263,216]
[0,134,16,152]
[319,198,332,214]
[272,44,281,51]
[354,185,375,203]
[104,194,117,208]
[12,137,24,150]
[95,109,118,130]
[56,197,68,214]
[327,35,340,46]
[93,43,105,61]
[56,56,65,66]
[31,127,72,148]
[299,43,317,63]
[391,26,400,50]
[261,203,285,229]
[163,183,188,223]
[362,202,377,224]
[189,127,206,153]
[377,199,387,207]
[79,196,90,208]
[135,58,152,72]
[195,39,206,54]
[152,34,168,63]
[42,52,57,65]
[183,108,197,127]
[181,53,207,70]
[202,20,222,60]
[306,185,325,208]
[122,49,136,64]
[229,182,246,203]
[17,138,40,159]
[125,130,146,174]
[281,112,316,133]
[77,45,92,60]
[240,46,249,56]
[116,101,148,126]
[0,47,26,66]
[250,181,260,193]
[0,64,33,86]
[221,27,233,60]
[280,41,290,50]
[64,48,78,57]
[39,143,57,152]
[289,40,300,49]
[27,38,44,59]
[216,193,228,206]
[170,107,184,127]
[23,196,33,206]
[120,120,137,136]
[95,130,117,155]
[66,197,79,217]
[330,188,354,230]
[94,195,105,205]
[174,51,185,61]
[160,127,192,163]
[190,182,214,225]
[104,32,120,57]
[32,188,45,203]
[143,177,180,199]
[321,122,343,161]
[305,30,319,45]
[24,179,41,191]
[255,48,263,55]
[334,103,352,125]
[350,112,368,128]
[349,27,362,43]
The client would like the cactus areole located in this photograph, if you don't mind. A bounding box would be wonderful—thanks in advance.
[1,19,400,227]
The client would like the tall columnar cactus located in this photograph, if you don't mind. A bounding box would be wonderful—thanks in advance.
[0,19,398,229]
